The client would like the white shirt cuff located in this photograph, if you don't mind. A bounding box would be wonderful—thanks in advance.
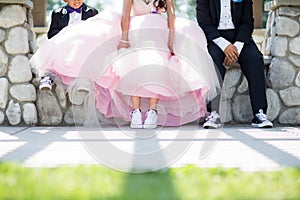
[234,41,244,55]
[213,37,231,52]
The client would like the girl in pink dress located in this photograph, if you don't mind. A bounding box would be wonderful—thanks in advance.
[30,0,220,128]
[117,0,173,129]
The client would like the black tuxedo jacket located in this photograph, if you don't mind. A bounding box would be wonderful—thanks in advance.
[196,0,254,44]
[48,3,98,39]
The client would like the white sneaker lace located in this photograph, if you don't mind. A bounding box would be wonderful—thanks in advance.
[256,109,268,121]
[145,110,157,124]
[40,76,52,84]
[131,109,142,124]
[205,111,220,122]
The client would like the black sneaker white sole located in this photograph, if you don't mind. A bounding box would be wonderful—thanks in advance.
[251,121,273,128]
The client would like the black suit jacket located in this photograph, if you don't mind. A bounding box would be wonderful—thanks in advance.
[196,0,254,44]
[48,3,98,39]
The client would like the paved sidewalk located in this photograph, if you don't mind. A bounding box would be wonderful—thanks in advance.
[0,125,300,171]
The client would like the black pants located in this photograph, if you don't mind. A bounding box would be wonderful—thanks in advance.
[207,30,268,116]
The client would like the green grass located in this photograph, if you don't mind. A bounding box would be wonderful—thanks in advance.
[0,163,300,200]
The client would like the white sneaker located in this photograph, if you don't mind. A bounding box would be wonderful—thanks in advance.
[203,111,222,129]
[39,76,53,90]
[143,109,158,129]
[130,109,143,129]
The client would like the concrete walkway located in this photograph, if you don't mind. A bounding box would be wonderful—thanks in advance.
[0,125,300,171]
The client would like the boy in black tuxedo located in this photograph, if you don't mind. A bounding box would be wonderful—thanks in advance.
[48,0,98,39]
[39,0,98,90]
[196,0,273,128]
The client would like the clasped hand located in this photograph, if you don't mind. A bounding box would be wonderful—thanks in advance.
[223,44,239,67]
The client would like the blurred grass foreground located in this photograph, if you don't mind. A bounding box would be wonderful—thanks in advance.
[0,162,300,200]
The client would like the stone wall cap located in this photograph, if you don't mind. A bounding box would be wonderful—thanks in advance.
[253,28,266,35]
[263,56,272,65]
[0,0,33,9]
[265,0,300,11]
[32,27,49,33]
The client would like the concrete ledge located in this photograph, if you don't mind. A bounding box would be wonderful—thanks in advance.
[263,56,271,65]
[32,27,48,34]
[265,0,300,11]
[0,0,33,8]
[253,28,266,36]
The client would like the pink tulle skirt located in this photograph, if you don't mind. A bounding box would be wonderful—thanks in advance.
[30,11,220,126]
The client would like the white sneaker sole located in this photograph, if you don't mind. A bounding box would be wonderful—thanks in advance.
[143,124,157,129]
[39,85,52,90]
[203,122,221,129]
[130,124,143,129]
[251,121,273,128]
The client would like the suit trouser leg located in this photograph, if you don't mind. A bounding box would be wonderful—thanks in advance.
[206,43,226,113]
[207,40,268,116]
[238,40,268,115]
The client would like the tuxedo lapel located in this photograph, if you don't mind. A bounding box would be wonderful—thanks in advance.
[81,3,89,20]
[215,0,221,21]
[82,11,88,20]
[61,6,69,27]
[231,1,235,24]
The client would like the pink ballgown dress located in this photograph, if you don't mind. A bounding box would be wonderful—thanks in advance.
[30,0,220,126]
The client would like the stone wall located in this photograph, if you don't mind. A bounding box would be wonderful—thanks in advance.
[32,27,48,48]
[0,1,38,125]
[0,1,87,126]
[219,0,300,125]
[262,0,300,125]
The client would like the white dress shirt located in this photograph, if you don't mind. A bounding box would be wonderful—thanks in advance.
[218,0,235,30]
[68,12,82,25]
[213,0,244,54]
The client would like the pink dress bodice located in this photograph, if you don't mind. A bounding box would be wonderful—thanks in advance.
[132,0,155,16]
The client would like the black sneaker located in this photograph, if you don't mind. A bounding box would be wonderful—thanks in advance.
[251,109,273,128]
[203,111,222,129]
